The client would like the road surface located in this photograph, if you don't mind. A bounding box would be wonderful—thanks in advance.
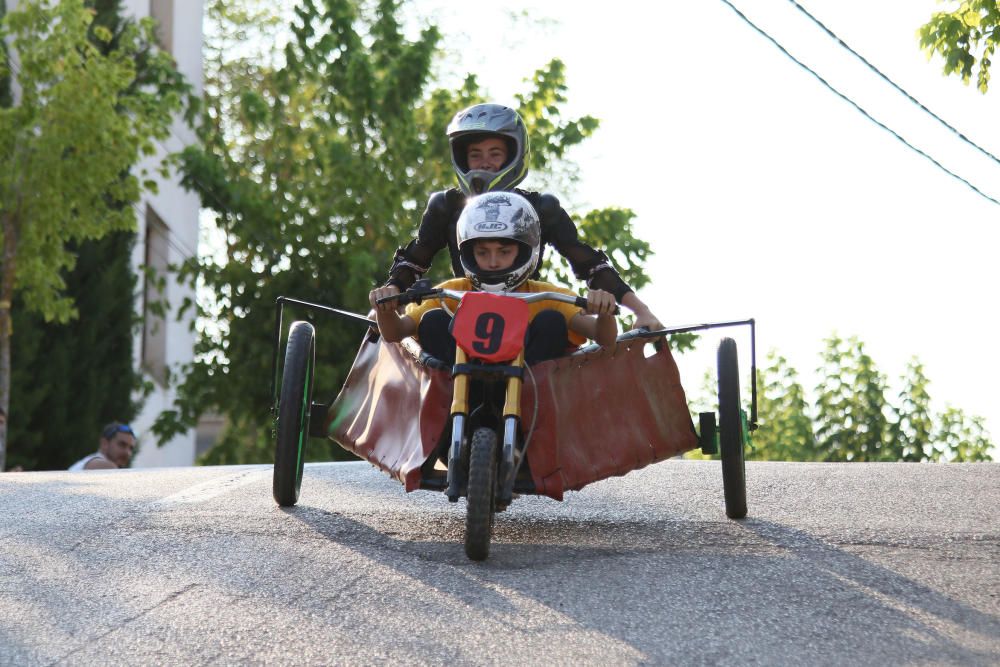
[1,460,997,665]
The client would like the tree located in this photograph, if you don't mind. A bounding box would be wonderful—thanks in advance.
[886,358,935,462]
[0,2,10,109]
[756,338,993,462]
[0,0,183,470]
[933,406,993,461]
[813,335,891,462]
[751,351,818,461]
[919,0,1000,92]
[6,1,194,472]
[158,0,653,465]
[7,233,138,471]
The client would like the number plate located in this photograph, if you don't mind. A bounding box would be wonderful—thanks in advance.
[450,292,530,362]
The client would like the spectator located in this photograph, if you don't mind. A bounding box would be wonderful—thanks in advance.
[68,422,136,470]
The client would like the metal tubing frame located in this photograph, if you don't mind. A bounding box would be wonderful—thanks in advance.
[600,318,759,432]
[270,296,376,416]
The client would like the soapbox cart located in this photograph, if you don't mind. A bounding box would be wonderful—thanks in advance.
[269,284,757,560]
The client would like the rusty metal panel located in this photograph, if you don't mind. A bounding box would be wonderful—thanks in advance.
[327,335,450,491]
[327,335,697,501]
[522,341,698,500]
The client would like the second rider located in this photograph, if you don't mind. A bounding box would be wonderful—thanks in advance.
[370,102,662,331]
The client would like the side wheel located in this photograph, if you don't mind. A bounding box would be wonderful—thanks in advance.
[465,427,498,561]
[718,337,747,519]
[273,321,316,507]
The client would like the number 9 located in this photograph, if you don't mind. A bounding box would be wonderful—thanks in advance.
[472,312,505,355]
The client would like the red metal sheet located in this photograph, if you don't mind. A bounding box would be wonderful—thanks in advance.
[327,335,697,500]
[520,340,698,500]
[327,335,450,491]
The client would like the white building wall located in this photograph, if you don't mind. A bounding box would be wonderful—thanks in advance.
[3,0,203,467]
[123,0,205,469]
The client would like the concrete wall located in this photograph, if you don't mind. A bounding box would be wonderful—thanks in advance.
[125,0,204,468]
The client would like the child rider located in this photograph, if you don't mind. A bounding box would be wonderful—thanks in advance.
[371,192,618,365]
[371,102,662,331]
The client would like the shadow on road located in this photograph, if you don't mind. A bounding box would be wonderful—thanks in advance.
[286,501,999,665]
[2,467,997,665]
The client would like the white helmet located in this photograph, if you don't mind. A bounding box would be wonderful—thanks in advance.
[456,193,541,292]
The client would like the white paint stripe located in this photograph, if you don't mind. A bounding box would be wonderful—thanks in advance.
[151,468,270,507]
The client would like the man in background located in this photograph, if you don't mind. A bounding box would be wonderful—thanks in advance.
[68,422,136,470]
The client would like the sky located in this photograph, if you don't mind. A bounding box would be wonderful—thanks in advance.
[412,0,1000,440]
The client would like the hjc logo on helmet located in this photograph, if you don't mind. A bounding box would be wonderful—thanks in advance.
[475,222,508,232]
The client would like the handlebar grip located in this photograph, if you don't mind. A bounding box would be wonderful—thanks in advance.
[575,296,621,315]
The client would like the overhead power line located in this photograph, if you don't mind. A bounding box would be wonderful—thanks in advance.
[790,0,1000,169]
[719,0,1000,208]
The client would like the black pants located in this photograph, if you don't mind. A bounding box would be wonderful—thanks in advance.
[418,308,569,366]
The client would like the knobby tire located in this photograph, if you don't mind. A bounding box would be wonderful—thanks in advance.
[718,337,748,519]
[273,321,315,507]
[465,427,498,561]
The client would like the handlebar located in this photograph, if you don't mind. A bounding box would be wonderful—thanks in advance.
[377,284,618,314]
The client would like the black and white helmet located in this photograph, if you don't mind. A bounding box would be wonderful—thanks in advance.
[457,193,541,292]
[447,103,529,195]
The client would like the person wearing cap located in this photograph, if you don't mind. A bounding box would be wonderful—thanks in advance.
[68,422,137,470]
[371,102,662,331]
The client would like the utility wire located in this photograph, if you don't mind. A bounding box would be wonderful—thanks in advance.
[719,0,1000,208]
[790,0,1000,168]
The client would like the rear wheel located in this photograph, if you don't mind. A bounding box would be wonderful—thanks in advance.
[465,427,498,561]
[273,321,316,507]
[718,337,747,519]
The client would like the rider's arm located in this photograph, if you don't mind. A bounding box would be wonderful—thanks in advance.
[621,291,662,331]
[534,194,661,329]
[568,289,618,348]
[369,287,417,342]
[534,193,631,301]
[569,313,617,348]
[385,191,453,290]
[374,309,416,343]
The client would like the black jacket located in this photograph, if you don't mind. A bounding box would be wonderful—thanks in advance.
[386,188,631,301]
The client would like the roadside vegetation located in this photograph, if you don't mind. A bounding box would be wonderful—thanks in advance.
[1,1,992,468]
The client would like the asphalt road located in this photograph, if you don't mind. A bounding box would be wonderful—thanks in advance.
[1,460,997,666]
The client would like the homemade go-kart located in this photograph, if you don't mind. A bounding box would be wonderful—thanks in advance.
[269,283,758,561]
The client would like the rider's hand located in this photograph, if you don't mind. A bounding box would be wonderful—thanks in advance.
[369,285,400,313]
[621,292,662,331]
[631,310,662,331]
[585,289,616,317]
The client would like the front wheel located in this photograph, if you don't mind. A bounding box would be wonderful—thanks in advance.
[273,321,316,507]
[465,427,498,561]
[718,337,747,519]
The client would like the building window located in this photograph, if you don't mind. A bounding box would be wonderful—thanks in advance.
[143,205,169,387]
[150,0,174,54]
